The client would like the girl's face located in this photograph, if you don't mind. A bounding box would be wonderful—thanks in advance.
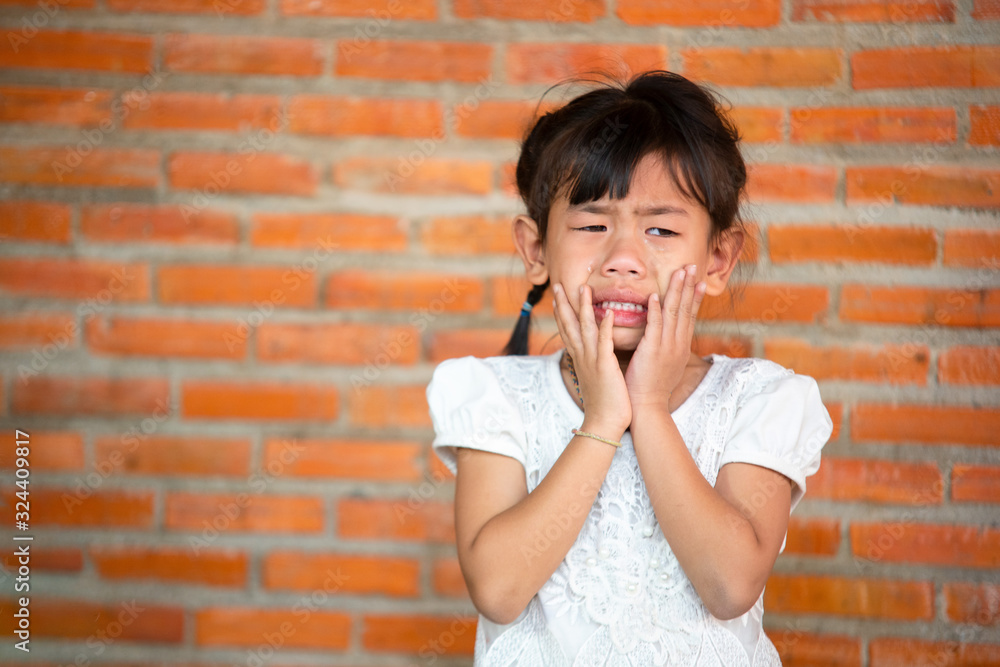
[526,153,740,352]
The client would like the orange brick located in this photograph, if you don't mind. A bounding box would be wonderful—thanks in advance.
[13,376,168,417]
[91,546,248,587]
[691,335,753,358]
[870,638,1000,666]
[784,517,841,556]
[0,200,71,243]
[828,402,844,441]
[108,0,266,13]
[168,151,318,196]
[840,284,1000,327]
[769,224,935,265]
[0,0,92,6]
[455,0,602,21]
[506,44,666,84]
[0,146,160,188]
[123,92,282,131]
[182,380,338,421]
[970,105,1000,145]
[944,582,1000,624]
[87,316,247,359]
[263,551,419,597]
[95,435,251,476]
[81,203,238,245]
[943,229,1000,267]
[808,458,943,504]
[729,107,783,143]
[0,598,183,641]
[701,284,829,323]
[766,630,862,667]
[422,215,514,255]
[351,385,432,428]
[0,30,153,72]
[764,339,929,385]
[338,497,454,543]
[492,275,557,318]
[792,0,955,21]
[164,33,324,76]
[433,558,469,597]
[747,164,838,202]
[0,488,155,528]
[618,0,780,26]
[683,48,842,87]
[362,614,477,654]
[790,107,955,143]
[952,464,1000,503]
[196,607,350,648]
[333,156,493,195]
[939,346,1000,385]
[0,257,149,301]
[263,438,422,481]
[852,46,1000,88]
[327,270,482,312]
[157,264,317,307]
[853,403,1000,446]
[0,547,83,572]
[0,431,83,471]
[288,95,442,137]
[764,574,933,620]
[336,40,492,83]
[280,0,436,19]
[258,323,420,365]
[455,100,545,140]
[0,312,77,351]
[427,329,557,361]
[846,166,1000,209]
[973,0,1000,18]
[0,85,112,126]
[166,493,324,533]
[851,522,1000,568]
[252,212,408,251]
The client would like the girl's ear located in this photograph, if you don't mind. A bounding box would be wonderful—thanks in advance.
[704,228,745,296]
[513,214,548,285]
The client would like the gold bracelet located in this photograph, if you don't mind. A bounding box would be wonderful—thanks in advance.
[572,428,622,448]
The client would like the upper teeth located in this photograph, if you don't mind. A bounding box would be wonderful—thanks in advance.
[598,301,645,312]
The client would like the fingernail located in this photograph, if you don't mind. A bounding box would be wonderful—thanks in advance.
[579,285,584,295]
[553,283,561,294]
[687,264,696,275]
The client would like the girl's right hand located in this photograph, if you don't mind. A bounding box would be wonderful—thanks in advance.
[552,282,632,436]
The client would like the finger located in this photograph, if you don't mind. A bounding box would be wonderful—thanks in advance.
[580,284,599,359]
[687,280,707,341]
[597,302,615,360]
[645,291,662,341]
[552,283,582,355]
[677,265,698,345]
[661,267,685,341]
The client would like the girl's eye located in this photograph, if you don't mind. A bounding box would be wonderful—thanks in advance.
[648,228,677,237]
[575,225,607,232]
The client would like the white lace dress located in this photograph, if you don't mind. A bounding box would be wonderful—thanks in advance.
[426,349,833,666]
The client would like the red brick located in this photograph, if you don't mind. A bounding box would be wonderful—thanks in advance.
[943,228,1000,267]
[264,438,422,480]
[492,275,557,318]
[336,40,492,83]
[81,203,238,245]
[427,329,557,361]
[0,257,149,301]
[164,33,324,76]
[0,431,83,471]
[0,488,155,528]
[729,107,783,143]
[506,44,666,84]
[258,323,419,365]
[95,435,250,476]
[196,607,350,648]
[92,546,247,587]
[939,346,1000,385]
[764,339,929,385]
[769,224,935,265]
[455,100,548,140]
[853,403,1000,446]
[252,212,407,251]
[618,0,780,26]
[683,48,842,87]
[123,92,282,131]
[0,598,183,642]
[790,107,955,143]
[840,284,1000,327]
[263,551,419,597]
[333,156,493,195]
[0,85,113,126]
[784,517,841,556]
[13,376,168,417]
[455,0,602,21]
[792,0,955,22]
[281,0,436,19]
[87,316,247,360]
[808,458,943,504]
[0,146,160,188]
[157,264,317,307]
[748,164,838,202]
[422,215,514,255]
[764,574,933,620]
[166,493,324,533]
[766,630,862,667]
[327,270,482,312]
[700,284,830,323]
[362,614,477,654]
[288,95,442,137]
[338,498,454,543]
[1,547,83,572]
[0,312,77,351]
[433,558,469,597]
[851,522,1000,568]
[846,166,1000,209]
[852,46,1000,88]
[952,464,1000,503]
[0,30,153,72]
[870,638,1000,666]
[0,0,92,6]
[168,151,318,196]
[0,200,71,243]
[109,0,266,13]
[691,335,753,358]
[351,385,432,428]
[182,380,338,421]
[944,582,1000,625]
[973,0,1000,18]
[969,105,1000,145]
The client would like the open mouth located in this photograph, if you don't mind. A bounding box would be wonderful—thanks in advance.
[595,300,646,313]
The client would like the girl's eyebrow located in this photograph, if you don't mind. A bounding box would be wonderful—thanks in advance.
[569,203,689,216]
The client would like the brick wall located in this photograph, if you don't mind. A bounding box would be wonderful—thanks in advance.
[0,0,997,665]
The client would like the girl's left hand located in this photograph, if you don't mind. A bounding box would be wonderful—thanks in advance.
[625,264,706,411]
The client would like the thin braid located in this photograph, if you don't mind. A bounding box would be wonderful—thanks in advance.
[501,280,550,355]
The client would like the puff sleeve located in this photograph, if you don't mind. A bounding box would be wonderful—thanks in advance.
[718,373,833,514]
[426,356,528,475]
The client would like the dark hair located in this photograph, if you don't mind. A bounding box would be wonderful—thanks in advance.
[502,69,749,356]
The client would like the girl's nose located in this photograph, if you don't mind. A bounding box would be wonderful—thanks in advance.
[600,235,646,277]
